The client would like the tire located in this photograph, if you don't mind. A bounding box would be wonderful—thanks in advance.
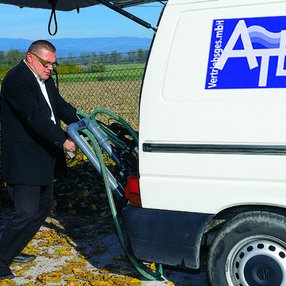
[208,211,286,286]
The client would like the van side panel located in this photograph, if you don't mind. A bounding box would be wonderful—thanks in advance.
[139,0,286,214]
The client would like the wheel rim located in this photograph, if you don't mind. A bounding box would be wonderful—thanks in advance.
[225,235,286,286]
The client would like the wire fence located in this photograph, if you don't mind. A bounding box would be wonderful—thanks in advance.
[0,63,144,130]
[58,65,144,130]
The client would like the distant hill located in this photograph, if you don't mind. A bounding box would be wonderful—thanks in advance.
[0,37,152,57]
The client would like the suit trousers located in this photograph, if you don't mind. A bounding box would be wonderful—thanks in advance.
[0,184,53,273]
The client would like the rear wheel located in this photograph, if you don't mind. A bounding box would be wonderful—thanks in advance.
[208,211,286,286]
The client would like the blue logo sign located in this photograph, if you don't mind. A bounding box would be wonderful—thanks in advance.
[205,16,286,89]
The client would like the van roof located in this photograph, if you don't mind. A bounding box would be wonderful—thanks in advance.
[0,0,156,11]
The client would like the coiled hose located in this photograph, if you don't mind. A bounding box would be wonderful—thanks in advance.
[68,108,164,281]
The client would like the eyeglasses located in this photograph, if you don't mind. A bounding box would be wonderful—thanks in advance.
[31,52,58,69]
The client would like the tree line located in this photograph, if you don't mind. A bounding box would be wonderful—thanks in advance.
[0,49,149,66]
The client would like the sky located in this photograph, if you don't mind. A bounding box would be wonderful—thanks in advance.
[0,2,164,40]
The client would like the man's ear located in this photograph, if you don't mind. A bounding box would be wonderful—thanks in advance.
[26,52,33,64]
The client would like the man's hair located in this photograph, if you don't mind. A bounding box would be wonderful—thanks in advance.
[27,40,56,54]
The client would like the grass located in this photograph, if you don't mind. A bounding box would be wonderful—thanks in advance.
[56,63,145,83]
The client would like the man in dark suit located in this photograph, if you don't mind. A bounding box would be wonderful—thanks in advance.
[0,40,78,279]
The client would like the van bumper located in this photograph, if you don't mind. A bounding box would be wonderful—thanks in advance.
[122,206,214,269]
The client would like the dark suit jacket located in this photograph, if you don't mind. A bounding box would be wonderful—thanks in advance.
[0,60,78,185]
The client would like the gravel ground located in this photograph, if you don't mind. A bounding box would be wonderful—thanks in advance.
[0,160,208,286]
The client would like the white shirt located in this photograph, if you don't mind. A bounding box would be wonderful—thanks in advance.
[24,60,56,124]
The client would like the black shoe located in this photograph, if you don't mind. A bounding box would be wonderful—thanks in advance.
[0,272,15,280]
[13,253,36,263]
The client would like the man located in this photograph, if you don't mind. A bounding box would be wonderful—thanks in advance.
[0,40,78,279]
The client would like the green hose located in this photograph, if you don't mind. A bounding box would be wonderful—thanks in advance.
[78,108,139,149]
[90,108,139,145]
[77,108,164,281]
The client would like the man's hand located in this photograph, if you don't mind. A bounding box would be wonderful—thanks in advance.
[63,138,77,153]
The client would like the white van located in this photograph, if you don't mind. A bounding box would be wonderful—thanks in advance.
[122,0,286,285]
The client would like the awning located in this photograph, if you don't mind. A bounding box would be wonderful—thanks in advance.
[0,0,163,35]
[0,0,156,11]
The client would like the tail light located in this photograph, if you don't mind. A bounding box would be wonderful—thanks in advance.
[124,175,141,207]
